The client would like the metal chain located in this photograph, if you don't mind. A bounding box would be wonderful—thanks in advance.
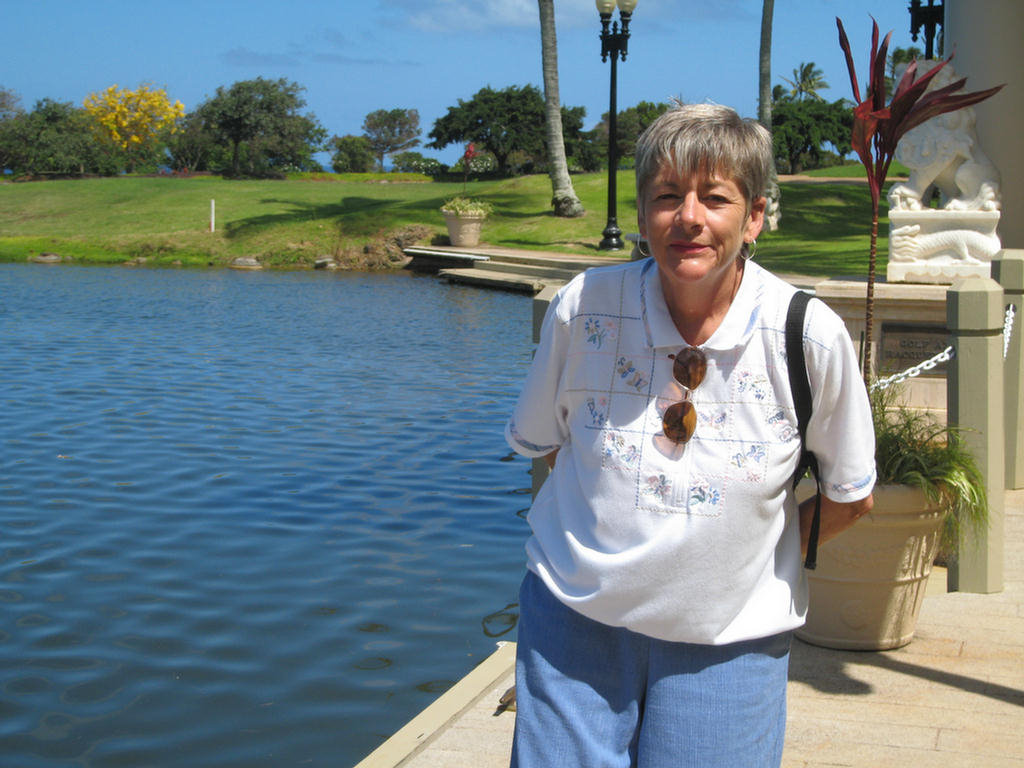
[870,305,1015,388]
[870,345,955,392]
[1004,304,1017,359]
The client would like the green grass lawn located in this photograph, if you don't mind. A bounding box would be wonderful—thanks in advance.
[0,170,889,278]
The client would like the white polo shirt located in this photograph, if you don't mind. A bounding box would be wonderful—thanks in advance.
[506,258,876,645]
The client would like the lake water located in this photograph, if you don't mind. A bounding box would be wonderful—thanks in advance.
[0,264,535,767]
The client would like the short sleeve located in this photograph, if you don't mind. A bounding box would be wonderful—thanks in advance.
[505,288,571,458]
[803,300,877,502]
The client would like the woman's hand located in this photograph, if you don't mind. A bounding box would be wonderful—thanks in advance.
[799,494,874,556]
[544,449,559,470]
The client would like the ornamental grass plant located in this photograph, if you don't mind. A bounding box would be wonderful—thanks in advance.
[871,385,988,556]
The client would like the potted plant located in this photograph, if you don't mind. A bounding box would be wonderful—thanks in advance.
[797,19,998,651]
[441,196,494,247]
[798,386,988,650]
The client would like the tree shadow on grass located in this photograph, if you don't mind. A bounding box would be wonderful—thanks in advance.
[221,195,453,241]
[757,183,891,277]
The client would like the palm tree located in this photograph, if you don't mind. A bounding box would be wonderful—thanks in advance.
[538,0,584,217]
[783,62,830,101]
[886,46,924,97]
[758,0,780,230]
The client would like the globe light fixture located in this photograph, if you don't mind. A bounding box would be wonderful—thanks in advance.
[596,0,638,250]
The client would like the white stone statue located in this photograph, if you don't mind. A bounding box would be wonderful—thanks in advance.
[888,63,1001,213]
[886,62,1002,283]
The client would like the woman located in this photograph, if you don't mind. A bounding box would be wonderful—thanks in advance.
[504,104,876,767]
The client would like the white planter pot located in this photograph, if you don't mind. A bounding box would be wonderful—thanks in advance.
[798,484,945,650]
[443,212,486,247]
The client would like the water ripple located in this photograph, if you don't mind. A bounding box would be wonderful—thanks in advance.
[0,264,534,767]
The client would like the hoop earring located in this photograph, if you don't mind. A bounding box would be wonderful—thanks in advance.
[742,239,757,261]
[637,240,651,259]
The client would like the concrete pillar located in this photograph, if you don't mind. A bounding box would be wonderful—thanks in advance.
[946,277,1005,593]
[531,285,560,498]
[945,1,1024,248]
[992,249,1024,488]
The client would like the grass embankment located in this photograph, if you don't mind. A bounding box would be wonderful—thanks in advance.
[0,171,893,277]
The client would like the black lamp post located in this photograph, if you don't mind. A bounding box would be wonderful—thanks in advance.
[597,0,637,251]
[909,0,943,59]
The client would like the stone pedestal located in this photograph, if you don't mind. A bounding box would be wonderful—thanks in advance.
[814,279,950,413]
[887,210,1001,284]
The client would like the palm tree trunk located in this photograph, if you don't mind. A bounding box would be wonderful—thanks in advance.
[538,0,584,218]
[758,0,780,231]
[758,0,774,130]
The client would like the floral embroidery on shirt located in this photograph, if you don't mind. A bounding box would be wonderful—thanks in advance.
[584,318,617,349]
[688,479,722,512]
[731,443,767,469]
[699,407,728,433]
[616,356,649,392]
[767,408,797,441]
[604,432,641,470]
[585,396,609,427]
[643,473,671,502]
[736,370,771,401]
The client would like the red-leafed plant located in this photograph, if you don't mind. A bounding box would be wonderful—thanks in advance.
[462,142,478,194]
[836,17,1003,384]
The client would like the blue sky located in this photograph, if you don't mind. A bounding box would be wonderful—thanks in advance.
[3,0,917,166]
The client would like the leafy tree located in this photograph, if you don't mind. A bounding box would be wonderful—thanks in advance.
[83,83,184,172]
[886,46,924,97]
[560,106,597,171]
[0,86,22,121]
[427,85,546,176]
[391,150,444,176]
[589,100,671,167]
[538,0,583,217]
[771,98,852,173]
[782,62,830,101]
[198,77,326,177]
[362,108,420,170]
[0,98,119,176]
[0,86,24,172]
[330,134,375,173]
[166,110,218,172]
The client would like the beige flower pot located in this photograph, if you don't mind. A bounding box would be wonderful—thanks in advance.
[443,211,486,247]
[797,484,945,650]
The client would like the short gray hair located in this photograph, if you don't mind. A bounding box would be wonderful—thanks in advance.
[635,103,772,218]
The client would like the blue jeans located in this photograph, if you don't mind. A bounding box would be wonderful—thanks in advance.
[511,571,790,768]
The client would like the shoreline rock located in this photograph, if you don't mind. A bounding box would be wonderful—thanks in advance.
[29,252,62,264]
[229,256,263,270]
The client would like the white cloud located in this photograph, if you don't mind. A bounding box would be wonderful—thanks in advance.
[380,0,751,34]
[221,48,300,67]
[383,0,598,32]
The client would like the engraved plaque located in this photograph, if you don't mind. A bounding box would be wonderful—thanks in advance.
[879,324,949,376]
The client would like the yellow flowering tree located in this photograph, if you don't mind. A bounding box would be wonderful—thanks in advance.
[84,84,184,171]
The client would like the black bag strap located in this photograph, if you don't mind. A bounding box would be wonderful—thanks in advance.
[786,291,822,570]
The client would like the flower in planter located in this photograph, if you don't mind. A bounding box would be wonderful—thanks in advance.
[441,196,494,218]
[835,16,1003,384]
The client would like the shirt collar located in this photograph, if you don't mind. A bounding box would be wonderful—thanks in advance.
[641,257,764,351]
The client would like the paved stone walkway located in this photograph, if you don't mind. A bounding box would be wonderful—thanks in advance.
[356,490,1024,768]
